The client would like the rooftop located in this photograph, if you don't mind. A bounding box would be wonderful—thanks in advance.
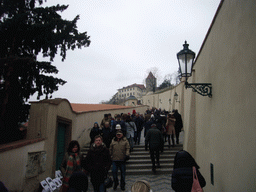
[119,83,145,90]
[70,103,132,113]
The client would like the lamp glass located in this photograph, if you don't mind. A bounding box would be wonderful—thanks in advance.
[177,41,195,78]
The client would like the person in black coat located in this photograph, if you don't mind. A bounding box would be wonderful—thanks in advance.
[102,121,112,148]
[83,135,112,192]
[171,150,206,192]
[90,122,101,146]
[173,109,183,144]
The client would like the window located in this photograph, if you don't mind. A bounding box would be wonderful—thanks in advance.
[127,93,129,96]
[133,92,135,95]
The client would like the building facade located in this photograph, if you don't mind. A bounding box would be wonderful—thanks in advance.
[117,83,146,104]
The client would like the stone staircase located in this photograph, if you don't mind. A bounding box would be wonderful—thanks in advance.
[81,141,183,175]
[126,143,183,175]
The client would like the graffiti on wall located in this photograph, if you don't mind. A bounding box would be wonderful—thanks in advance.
[26,151,47,178]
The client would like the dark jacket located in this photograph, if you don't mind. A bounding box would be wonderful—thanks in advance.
[171,150,206,192]
[145,125,164,151]
[90,127,100,143]
[133,116,144,132]
[144,120,153,137]
[172,167,206,192]
[173,111,183,132]
[83,144,112,185]
[102,126,112,148]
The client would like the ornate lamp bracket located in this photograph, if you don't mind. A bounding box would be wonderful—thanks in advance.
[185,82,212,98]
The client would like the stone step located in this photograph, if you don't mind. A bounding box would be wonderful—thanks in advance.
[81,142,183,175]
[126,158,174,164]
[126,167,173,175]
[126,162,174,169]
[131,150,181,155]
[129,154,176,159]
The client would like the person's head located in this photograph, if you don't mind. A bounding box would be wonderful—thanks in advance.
[104,121,110,128]
[104,114,108,120]
[116,114,121,120]
[67,140,80,153]
[131,180,151,192]
[126,115,132,122]
[168,113,174,118]
[108,113,112,119]
[94,135,103,147]
[116,130,123,139]
[173,150,200,169]
[94,122,99,128]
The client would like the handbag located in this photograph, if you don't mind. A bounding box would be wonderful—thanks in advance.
[104,173,113,188]
[191,166,203,192]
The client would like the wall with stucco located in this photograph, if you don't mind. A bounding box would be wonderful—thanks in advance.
[0,140,45,192]
[141,0,256,191]
[192,0,256,191]
[75,105,148,147]
[140,0,256,191]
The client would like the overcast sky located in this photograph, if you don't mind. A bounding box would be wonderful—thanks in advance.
[29,0,221,104]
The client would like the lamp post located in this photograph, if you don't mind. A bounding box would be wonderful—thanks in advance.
[174,92,180,103]
[177,41,212,97]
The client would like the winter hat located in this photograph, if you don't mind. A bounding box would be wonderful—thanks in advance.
[115,124,121,130]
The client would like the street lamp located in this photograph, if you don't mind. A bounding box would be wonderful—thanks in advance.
[174,92,180,103]
[177,41,212,97]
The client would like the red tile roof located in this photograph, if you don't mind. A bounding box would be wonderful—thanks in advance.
[70,103,132,113]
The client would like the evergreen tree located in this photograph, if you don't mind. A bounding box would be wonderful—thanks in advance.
[0,0,90,143]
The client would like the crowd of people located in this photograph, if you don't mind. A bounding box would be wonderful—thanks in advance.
[57,108,206,192]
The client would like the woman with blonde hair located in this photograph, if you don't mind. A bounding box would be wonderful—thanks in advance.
[131,180,152,192]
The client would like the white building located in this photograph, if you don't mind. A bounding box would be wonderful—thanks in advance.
[117,83,146,104]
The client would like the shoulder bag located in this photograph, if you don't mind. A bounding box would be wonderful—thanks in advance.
[191,166,203,192]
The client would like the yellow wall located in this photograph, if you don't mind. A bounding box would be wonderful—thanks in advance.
[193,0,256,191]
[141,0,256,191]
[0,141,45,192]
